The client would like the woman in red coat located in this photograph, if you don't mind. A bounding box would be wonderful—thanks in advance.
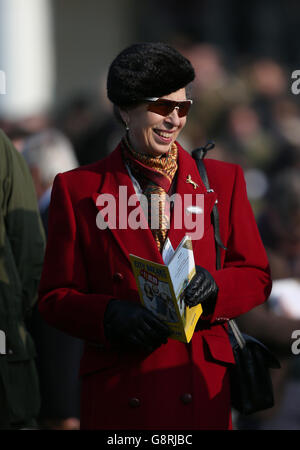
[38,43,272,430]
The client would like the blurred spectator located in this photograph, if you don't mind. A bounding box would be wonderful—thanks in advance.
[22,129,84,430]
[259,168,300,278]
[236,168,300,429]
[0,130,45,429]
[0,125,32,153]
[181,43,250,145]
[55,92,123,166]
[248,59,288,100]
[0,112,52,153]
[23,129,78,233]
[225,103,278,171]
[73,113,123,166]
[268,99,300,172]
[241,58,290,133]
[271,98,300,147]
[54,94,96,151]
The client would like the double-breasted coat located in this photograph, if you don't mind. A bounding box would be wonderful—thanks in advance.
[38,141,272,430]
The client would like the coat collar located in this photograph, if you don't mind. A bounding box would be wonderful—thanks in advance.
[92,142,217,265]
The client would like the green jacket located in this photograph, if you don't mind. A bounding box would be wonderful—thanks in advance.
[0,130,45,428]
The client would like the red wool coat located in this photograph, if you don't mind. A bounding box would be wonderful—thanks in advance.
[38,142,272,430]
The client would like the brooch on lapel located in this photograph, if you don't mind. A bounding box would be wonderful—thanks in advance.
[186,174,199,189]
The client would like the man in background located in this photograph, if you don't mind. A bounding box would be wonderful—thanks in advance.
[0,130,45,429]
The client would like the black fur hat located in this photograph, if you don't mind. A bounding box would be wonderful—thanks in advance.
[107,42,195,108]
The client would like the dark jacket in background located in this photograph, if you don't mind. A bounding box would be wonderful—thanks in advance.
[0,130,45,429]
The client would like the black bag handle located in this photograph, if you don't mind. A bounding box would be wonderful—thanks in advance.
[192,142,227,269]
[192,141,244,344]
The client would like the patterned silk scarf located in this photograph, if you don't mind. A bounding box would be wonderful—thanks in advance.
[122,137,178,252]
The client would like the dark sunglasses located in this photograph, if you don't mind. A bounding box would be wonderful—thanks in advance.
[144,97,193,117]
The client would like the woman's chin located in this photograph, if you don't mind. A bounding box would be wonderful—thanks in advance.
[147,140,174,157]
[148,147,171,157]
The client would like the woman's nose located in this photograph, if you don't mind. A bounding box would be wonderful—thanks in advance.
[165,107,181,127]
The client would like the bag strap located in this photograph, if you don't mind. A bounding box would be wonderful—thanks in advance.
[192,142,246,349]
[192,143,227,269]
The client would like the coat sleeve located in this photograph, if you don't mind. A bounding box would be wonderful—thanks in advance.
[209,164,272,322]
[1,131,45,320]
[38,173,112,344]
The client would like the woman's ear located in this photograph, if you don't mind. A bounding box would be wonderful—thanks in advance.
[118,108,130,131]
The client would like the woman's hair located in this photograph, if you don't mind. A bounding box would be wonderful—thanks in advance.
[107,42,195,108]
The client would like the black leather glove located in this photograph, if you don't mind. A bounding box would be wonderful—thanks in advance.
[183,265,218,314]
[104,299,171,353]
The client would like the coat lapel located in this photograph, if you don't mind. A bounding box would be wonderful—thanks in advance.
[91,146,164,265]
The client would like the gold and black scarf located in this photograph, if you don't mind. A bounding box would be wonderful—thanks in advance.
[122,138,178,252]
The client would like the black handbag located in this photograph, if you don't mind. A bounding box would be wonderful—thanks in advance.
[228,319,280,415]
[192,142,280,416]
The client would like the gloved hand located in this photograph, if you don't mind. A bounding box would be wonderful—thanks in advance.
[104,299,171,353]
[183,265,218,314]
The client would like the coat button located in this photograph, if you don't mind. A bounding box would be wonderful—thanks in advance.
[129,397,141,408]
[113,272,124,281]
[181,393,192,404]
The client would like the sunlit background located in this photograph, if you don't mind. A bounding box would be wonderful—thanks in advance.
[0,0,300,431]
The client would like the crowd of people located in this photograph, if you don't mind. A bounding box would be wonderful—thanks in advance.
[0,40,299,430]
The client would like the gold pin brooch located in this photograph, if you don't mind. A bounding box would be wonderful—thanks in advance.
[186,174,199,189]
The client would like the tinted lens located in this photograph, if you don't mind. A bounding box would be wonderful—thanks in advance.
[147,100,175,116]
[177,101,192,117]
[147,99,192,117]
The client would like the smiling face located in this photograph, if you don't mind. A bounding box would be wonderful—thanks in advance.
[119,88,188,157]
